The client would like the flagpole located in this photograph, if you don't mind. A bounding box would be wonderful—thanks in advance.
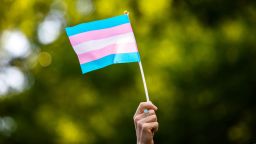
[138,61,150,102]
[124,10,150,102]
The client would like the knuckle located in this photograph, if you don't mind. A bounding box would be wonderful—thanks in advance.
[149,110,155,115]
[142,123,147,129]
[139,102,145,106]
[138,121,143,128]
[142,123,149,131]
[152,115,157,121]
[133,116,140,123]
[140,102,149,107]
[155,122,159,131]
[156,122,159,127]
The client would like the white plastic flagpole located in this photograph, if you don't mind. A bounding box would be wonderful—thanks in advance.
[138,61,150,102]
[124,10,150,102]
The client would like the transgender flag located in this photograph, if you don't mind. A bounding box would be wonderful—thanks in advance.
[65,14,141,74]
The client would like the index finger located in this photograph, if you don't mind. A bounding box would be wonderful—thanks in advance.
[135,101,158,116]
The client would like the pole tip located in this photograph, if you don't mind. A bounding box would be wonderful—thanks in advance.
[124,10,129,15]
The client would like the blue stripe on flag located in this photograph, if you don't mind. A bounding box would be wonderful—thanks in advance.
[80,52,140,74]
[65,15,130,37]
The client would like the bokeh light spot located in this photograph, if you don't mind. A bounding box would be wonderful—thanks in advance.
[138,0,170,20]
[0,78,8,96]
[1,30,31,58]
[76,0,94,15]
[56,117,84,143]
[38,52,52,67]
[38,10,64,45]
[222,21,244,42]
[0,67,27,96]
[0,116,17,137]
[228,122,250,142]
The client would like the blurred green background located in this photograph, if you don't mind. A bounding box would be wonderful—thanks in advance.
[0,0,256,143]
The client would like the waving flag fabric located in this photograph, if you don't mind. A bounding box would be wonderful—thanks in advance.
[65,14,140,74]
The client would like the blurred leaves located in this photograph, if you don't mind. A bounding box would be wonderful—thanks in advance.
[0,0,256,144]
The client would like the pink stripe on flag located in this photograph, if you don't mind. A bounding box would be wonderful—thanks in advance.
[77,42,138,64]
[69,23,133,46]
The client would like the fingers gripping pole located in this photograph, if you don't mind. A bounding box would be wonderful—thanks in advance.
[138,61,150,102]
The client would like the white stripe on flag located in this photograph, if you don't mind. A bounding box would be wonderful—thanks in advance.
[73,32,136,54]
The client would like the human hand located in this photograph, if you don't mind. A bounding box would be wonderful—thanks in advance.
[133,102,158,144]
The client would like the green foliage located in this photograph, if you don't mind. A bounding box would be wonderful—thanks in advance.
[0,0,256,144]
